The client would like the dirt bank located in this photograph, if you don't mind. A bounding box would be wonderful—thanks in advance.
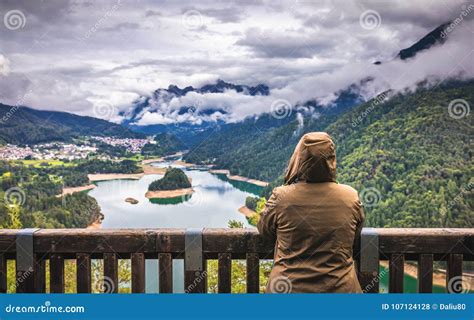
[88,173,145,181]
[209,169,269,187]
[142,157,165,164]
[86,221,102,229]
[59,184,96,196]
[143,164,167,174]
[238,205,257,218]
[173,160,194,167]
[145,188,194,199]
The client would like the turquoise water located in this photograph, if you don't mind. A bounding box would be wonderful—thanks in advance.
[379,266,446,293]
[88,162,261,292]
[89,165,260,229]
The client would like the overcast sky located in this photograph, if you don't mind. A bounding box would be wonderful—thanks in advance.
[0,0,473,124]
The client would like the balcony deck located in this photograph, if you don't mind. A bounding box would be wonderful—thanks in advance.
[0,228,472,293]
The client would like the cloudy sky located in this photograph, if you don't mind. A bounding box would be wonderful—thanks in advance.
[0,0,473,124]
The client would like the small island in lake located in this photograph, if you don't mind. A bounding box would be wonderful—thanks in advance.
[125,197,139,204]
[145,167,194,199]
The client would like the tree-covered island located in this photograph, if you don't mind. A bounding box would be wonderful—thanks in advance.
[145,167,193,199]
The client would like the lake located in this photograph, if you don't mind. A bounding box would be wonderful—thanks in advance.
[88,161,261,292]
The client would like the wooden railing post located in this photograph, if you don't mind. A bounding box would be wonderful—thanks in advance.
[50,253,65,293]
[218,253,231,293]
[76,253,92,293]
[417,254,433,293]
[34,255,46,293]
[389,254,405,293]
[246,253,259,293]
[131,253,145,293]
[104,253,119,293]
[446,254,463,293]
[0,254,7,293]
[158,253,173,293]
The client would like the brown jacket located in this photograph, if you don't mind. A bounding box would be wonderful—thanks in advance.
[258,132,364,293]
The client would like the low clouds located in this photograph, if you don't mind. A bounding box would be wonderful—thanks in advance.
[0,55,10,76]
[0,0,473,124]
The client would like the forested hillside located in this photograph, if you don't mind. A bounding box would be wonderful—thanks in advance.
[188,81,473,228]
[0,157,145,228]
[183,113,298,178]
[183,84,364,180]
[331,81,473,228]
[141,133,185,157]
[0,104,142,145]
[0,161,103,228]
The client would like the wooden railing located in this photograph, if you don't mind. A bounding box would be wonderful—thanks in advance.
[0,228,472,293]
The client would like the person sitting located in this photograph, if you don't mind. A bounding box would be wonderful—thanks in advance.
[258,132,364,293]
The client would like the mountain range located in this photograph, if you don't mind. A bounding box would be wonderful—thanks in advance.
[121,79,269,125]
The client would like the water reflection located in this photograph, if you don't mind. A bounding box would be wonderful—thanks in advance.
[213,173,263,196]
[148,195,189,205]
[88,164,260,293]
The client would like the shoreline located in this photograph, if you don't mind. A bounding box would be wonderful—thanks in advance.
[88,173,145,182]
[173,160,194,167]
[145,188,194,199]
[142,157,165,164]
[59,159,174,198]
[59,184,96,197]
[209,169,269,187]
[143,164,167,175]
[238,205,257,218]
[86,220,102,229]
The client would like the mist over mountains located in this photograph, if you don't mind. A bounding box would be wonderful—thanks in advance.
[121,79,270,126]
[115,18,473,131]
[2,1,473,126]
